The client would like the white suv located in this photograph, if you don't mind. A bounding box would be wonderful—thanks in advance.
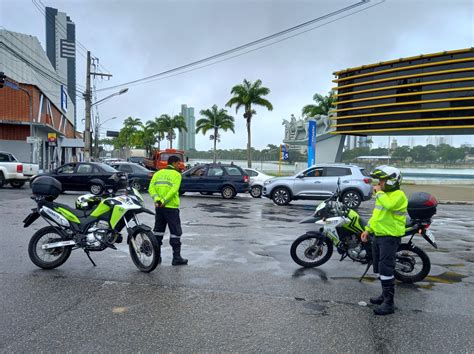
[262,164,373,209]
[244,168,272,198]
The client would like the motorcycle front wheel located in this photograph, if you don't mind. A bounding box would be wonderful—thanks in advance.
[129,228,160,273]
[28,226,72,269]
[290,233,333,268]
[394,243,431,283]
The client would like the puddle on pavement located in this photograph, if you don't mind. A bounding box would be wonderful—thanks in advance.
[264,216,295,222]
[302,302,328,313]
[424,271,467,284]
[417,283,435,290]
[214,215,248,219]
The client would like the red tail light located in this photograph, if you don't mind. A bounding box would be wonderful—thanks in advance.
[17,164,23,173]
[243,175,249,183]
[363,178,371,184]
[423,195,438,207]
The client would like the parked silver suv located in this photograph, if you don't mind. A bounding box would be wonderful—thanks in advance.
[262,164,373,209]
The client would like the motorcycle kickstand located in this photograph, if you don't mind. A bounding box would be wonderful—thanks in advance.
[359,261,372,282]
[84,250,97,267]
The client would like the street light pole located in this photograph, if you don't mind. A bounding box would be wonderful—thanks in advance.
[84,51,92,162]
[18,86,34,163]
[94,116,116,158]
[84,51,113,162]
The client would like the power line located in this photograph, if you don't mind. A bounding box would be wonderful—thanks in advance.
[32,0,113,75]
[32,0,88,58]
[118,0,385,90]
[96,0,381,92]
[0,28,86,91]
[1,42,84,95]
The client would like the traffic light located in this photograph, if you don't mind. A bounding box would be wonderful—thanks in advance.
[0,72,6,89]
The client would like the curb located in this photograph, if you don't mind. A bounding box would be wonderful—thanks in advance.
[438,200,474,205]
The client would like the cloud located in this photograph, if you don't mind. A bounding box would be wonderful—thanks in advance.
[2,0,473,149]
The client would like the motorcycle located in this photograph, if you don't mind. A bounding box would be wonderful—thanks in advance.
[290,180,438,283]
[24,176,160,273]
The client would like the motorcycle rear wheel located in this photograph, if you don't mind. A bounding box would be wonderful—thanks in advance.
[28,226,72,269]
[129,229,160,273]
[290,233,333,268]
[394,243,431,283]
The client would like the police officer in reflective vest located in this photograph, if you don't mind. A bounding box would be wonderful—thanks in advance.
[148,156,188,266]
[361,165,407,315]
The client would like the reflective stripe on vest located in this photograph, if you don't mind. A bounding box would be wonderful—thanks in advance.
[154,181,173,186]
[374,204,405,216]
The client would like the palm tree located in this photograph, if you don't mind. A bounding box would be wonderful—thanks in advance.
[133,121,160,156]
[119,117,142,157]
[143,118,166,151]
[157,114,187,149]
[302,91,336,117]
[196,105,235,163]
[226,79,273,167]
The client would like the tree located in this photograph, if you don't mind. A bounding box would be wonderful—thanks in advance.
[119,117,143,157]
[302,90,336,117]
[226,79,273,167]
[196,105,235,163]
[133,120,164,156]
[157,114,187,149]
[391,146,411,161]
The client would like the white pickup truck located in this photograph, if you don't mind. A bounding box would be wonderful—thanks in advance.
[0,151,39,188]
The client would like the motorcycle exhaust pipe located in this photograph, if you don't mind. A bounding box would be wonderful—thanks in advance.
[41,240,76,250]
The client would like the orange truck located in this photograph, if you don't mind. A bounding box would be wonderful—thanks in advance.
[143,149,186,171]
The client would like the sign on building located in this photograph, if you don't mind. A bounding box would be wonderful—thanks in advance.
[48,133,57,146]
[60,85,68,113]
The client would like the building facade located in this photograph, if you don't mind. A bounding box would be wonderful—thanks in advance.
[0,29,82,170]
[332,48,474,136]
[45,7,77,128]
[178,104,196,151]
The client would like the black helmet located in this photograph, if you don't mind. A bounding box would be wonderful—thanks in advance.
[370,165,402,192]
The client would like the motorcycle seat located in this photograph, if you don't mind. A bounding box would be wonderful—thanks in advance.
[52,202,94,218]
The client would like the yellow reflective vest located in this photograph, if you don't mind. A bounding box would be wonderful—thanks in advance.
[365,190,408,237]
[148,166,182,208]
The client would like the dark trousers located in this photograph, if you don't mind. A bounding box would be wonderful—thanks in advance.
[372,236,401,277]
[154,208,182,238]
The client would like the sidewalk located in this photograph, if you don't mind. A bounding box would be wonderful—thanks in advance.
[401,183,474,204]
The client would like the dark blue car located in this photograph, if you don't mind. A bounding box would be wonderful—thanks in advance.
[180,163,249,199]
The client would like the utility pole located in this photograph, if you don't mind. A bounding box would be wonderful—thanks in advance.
[83,51,112,162]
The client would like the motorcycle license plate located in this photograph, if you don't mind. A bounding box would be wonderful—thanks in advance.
[425,230,436,243]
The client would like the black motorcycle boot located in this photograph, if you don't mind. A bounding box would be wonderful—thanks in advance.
[369,294,384,305]
[153,233,163,265]
[374,279,395,316]
[170,238,188,266]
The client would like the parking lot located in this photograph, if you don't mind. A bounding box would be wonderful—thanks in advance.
[0,186,473,351]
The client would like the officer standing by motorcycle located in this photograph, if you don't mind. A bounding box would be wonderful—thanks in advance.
[148,156,188,266]
[361,166,407,315]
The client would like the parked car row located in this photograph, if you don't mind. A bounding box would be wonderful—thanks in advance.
[21,159,372,209]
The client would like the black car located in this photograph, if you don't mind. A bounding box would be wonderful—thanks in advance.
[31,162,127,195]
[127,156,145,165]
[180,163,250,199]
[110,162,154,191]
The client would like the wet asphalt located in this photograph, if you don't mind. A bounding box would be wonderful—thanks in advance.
[0,186,473,352]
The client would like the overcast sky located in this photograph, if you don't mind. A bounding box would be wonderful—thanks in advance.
[2,0,474,149]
